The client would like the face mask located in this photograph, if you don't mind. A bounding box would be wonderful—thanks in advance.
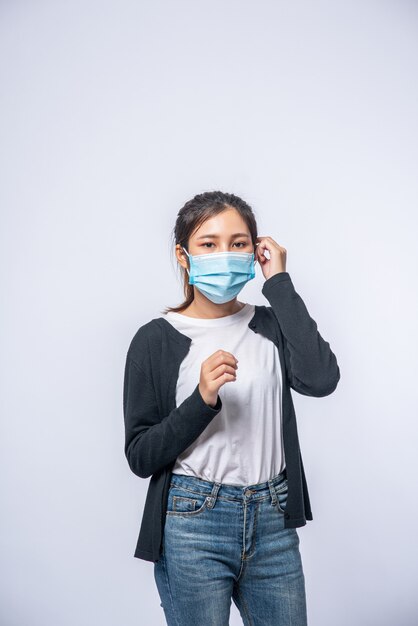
[182,246,256,304]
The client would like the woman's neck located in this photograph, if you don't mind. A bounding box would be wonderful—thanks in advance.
[178,298,246,319]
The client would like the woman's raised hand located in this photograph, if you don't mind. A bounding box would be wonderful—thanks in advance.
[255,236,287,280]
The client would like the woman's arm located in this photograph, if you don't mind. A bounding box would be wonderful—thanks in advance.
[262,271,341,397]
[123,355,222,478]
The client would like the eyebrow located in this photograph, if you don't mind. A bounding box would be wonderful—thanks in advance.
[196,232,250,240]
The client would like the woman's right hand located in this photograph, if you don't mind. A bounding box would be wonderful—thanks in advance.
[198,349,238,407]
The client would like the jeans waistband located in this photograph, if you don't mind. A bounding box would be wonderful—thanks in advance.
[169,468,288,505]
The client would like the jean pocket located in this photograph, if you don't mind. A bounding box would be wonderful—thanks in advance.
[166,485,209,517]
[274,479,288,514]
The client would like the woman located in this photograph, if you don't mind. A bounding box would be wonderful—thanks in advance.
[123,191,340,625]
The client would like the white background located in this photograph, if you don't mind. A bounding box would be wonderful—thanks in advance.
[1,1,417,624]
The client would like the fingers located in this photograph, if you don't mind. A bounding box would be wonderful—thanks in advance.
[256,236,286,252]
[255,236,287,268]
[203,350,238,379]
[206,349,238,370]
[212,363,237,383]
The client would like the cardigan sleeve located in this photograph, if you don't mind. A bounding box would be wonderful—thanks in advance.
[262,271,341,397]
[123,355,222,478]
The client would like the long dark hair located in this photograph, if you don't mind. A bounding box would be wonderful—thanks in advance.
[162,190,258,314]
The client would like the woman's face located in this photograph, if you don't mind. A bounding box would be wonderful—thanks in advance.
[187,207,255,256]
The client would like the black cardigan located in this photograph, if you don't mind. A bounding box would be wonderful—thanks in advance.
[123,271,341,562]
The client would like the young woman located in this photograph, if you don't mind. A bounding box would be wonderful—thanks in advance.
[123,190,340,626]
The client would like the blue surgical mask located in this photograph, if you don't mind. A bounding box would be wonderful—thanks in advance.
[182,246,256,304]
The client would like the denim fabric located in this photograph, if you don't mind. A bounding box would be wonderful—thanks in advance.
[154,470,308,625]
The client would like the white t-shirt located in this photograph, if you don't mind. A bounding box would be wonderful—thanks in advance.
[161,302,285,485]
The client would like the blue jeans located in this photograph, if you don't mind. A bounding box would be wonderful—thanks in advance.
[154,470,308,625]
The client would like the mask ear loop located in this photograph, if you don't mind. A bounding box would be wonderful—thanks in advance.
[181,246,191,275]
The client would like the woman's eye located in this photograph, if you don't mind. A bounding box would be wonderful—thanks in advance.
[201,242,247,249]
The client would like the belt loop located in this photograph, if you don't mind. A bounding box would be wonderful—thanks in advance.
[268,478,278,506]
[206,482,221,509]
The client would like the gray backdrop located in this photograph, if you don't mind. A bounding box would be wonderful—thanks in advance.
[1,1,417,625]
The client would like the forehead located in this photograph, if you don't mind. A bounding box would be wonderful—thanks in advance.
[192,209,250,239]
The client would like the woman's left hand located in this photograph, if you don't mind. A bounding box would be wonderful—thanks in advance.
[255,236,287,280]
